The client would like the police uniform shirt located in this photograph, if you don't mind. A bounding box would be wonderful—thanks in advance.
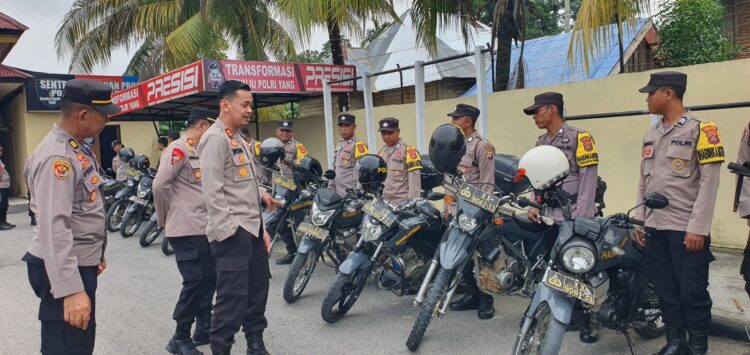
[635,111,724,236]
[113,154,129,182]
[0,158,10,188]
[737,122,750,223]
[198,120,263,242]
[535,122,599,220]
[378,138,422,203]
[278,138,308,180]
[445,131,495,214]
[330,136,368,197]
[24,124,106,298]
[153,136,208,238]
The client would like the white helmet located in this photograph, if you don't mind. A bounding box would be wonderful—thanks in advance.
[518,145,569,190]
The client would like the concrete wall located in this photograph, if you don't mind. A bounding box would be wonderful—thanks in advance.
[284,58,750,248]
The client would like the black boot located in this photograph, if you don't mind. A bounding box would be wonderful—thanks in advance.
[166,321,203,355]
[477,293,495,320]
[654,327,686,355]
[193,310,211,346]
[578,312,599,343]
[686,329,708,355]
[245,331,269,355]
[0,223,12,230]
[449,292,479,311]
[275,251,296,265]
[3,222,15,228]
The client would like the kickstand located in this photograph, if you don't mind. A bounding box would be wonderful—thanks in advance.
[622,329,636,355]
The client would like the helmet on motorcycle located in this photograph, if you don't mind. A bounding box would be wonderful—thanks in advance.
[428,124,465,174]
[357,154,387,186]
[118,147,135,163]
[293,156,322,184]
[133,154,151,170]
[517,145,569,190]
[260,137,284,168]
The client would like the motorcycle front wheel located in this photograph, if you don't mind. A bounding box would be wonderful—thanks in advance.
[406,267,453,352]
[320,267,369,323]
[120,207,144,238]
[139,220,162,247]
[161,237,174,256]
[633,284,666,339]
[106,199,128,232]
[511,301,566,355]
[283,248,320,303]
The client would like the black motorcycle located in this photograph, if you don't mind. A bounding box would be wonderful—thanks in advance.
[106,173,140,232]
[161,235,174,256]
[120,168,156,238]
[511,192,667,355]
[139,211,164,247]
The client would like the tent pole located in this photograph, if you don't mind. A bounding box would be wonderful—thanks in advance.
[254,100,260,139]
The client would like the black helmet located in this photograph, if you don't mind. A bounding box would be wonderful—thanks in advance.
[357,154,387,185]
[293,156,322,184]
[118,147,135,163]
[429,124,465,174]
[260,138,284,168]
[133,154,151,170]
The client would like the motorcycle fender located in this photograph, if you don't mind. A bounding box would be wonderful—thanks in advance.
[297,237,322,254]
[527,283,575,324]
[439,228,473,270]
[338,251,373,275]
[126,202,140,213]
[114,187,131,200]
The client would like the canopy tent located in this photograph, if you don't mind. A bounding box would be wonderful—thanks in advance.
[110,59,357,122]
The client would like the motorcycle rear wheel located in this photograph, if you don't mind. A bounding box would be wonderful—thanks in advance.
[139,220,162,247]
[511,301,566,355]
[283,248,320,303]
[320,267,368,323]
[406,267,453,352]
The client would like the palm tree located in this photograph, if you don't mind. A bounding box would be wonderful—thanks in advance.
[568,0,651,75]
[56,0,297,79]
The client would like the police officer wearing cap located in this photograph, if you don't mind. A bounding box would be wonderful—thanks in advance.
[377,118,422,203]
[633,72,721,355]
[22,79,120,354]
[329,113,369,197]
[274,119,309,264]
[198,80,280,355]
[110,139,129,181]
[154,108,216,355]
[524,92,601,343]
[444,104,497,320]
[735,122,750,300]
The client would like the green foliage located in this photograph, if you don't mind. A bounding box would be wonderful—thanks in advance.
[297,49,326,63]
[655,0,737,67]
[473,0,581,39]
[361,20,390,46]
[322,38,352,60]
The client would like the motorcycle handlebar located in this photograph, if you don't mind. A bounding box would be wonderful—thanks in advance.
[516,196,543,210]
[627,217,645,226]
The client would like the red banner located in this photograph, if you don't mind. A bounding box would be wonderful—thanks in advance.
[297,64,356,93]
[203,60,356,93]
[144,61,203,105]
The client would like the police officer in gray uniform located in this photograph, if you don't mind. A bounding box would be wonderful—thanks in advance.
[274,120,308,264]
[22,79,120,355]
[110,139,129,181]
[634,72,721,355]
[199,80,279,355]
[329,113,369,197]
[377,118,421,203]
[154,108,216,355]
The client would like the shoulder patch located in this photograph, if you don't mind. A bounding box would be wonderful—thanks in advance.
[484,144,495,159]
[67,139,80,151]
[405,146,422,171]
[52,160,72,180]
[254,141,261,157]
[296,142,308,157]
[697,121,725,164]
[576,131,599,167]
[354,141,369,158]
[171,147,185,165]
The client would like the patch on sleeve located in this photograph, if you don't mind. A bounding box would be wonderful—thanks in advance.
[52,160,72,180]
[484,145,495,159]
[575,131,599,167]
[354,141,369,159]
[405,146,422,171]
[296,142,308,158]
[254,141,261,157]
[697,121,725,164]
[171,147,185,165]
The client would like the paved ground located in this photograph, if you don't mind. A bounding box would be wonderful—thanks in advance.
[1,212,748,354]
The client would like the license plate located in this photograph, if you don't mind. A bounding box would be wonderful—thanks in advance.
[272,174,297,191]
[543,269,597,306]
[362,201,396,227]
[457,183,500,213]
[296,222,329,241]
[443,182,458,194]
[129,196,147,205]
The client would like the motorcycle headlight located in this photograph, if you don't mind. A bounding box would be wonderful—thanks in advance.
[137,185,147,198]
[458,214,478,232]
[560,245,596,274]
[311,202,335,226]
[362,216,384,242]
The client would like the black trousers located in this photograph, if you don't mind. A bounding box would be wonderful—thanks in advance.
[209,227,270,353]
[170,235,217,323]
[0,187,9,223]
[645,229,715,331]
[741,230,750,299]
[23,253,98,355]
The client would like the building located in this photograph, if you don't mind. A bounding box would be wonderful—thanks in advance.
[723,0,750,59]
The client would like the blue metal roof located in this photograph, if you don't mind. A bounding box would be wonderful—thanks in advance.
[463,18,651,96]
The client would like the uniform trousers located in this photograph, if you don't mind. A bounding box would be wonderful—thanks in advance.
[170,235,216,322]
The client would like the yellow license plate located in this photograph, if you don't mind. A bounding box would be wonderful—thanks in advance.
[457,183,500,213]
[543,269,597,306]
[273,175,297,191]
[362,201,396,227]
[297,222,329,241]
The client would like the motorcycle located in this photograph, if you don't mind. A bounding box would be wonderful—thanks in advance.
[511,192,668,355]
[120,168,156,238]
[139,211,164,247]
[161,234,174,256]
[106,171,140,232]
[406,153,556,351]
[320,157,447,323]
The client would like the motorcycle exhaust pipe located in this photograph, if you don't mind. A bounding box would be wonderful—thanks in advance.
[438,279,459,317]
[414,258,439,306]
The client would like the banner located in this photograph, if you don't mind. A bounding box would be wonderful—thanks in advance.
[26,74,139,112]
[112,61,202,114]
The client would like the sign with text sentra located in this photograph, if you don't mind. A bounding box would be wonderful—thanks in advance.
[25,74,138,112]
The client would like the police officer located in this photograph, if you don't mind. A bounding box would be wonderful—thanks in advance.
[198,80,280,355]
[377,117,421,203]
[0,144,14,230]
[735,122,750,299]
[22,79,120,355]
[111,139,129,181]
[329,113,369,197]
[524,92,600,343]
[154,108,216,355]
[273,120,308,264]
[633,72,721,355]
[443,104,497,320]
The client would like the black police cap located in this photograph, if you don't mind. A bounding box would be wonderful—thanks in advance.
[523,92,564,115]
[639,71,688,93]
[338,113,356,125]
[187,108,216,125]
[63,79,122,115]
[447,104,480,121]
[278,120,293,130]
[378,117,399,131]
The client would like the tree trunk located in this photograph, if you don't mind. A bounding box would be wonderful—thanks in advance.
[494,1,515,92]
[616,1,625,73]
[327,17,349,112]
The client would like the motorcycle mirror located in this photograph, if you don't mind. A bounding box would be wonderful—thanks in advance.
[644,192,669,210]
[426,192,445,201]
[323,169,336,180]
